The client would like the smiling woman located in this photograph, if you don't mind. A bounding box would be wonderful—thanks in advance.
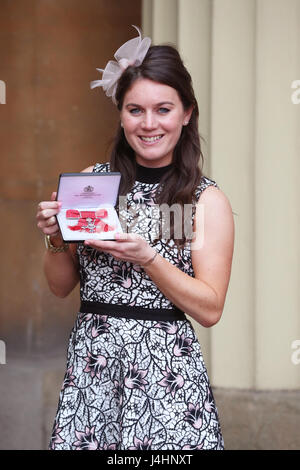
[37,26,234,451]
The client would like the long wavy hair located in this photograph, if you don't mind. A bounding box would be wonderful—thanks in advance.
[110,45,204,247]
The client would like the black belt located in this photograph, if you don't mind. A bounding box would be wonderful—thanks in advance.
[80,300,186,321]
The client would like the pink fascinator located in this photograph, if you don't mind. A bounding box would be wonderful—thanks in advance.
[90,25,151,104]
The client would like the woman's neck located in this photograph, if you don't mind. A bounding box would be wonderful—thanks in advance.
[135,161,174,184]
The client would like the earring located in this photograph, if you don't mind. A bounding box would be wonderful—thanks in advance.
[184,121,189,126]
[120,122,124,128]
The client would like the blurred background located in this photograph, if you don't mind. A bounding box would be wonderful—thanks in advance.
[0,0,299,450]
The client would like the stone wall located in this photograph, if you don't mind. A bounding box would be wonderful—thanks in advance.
[0,0,141,449]
[0,0,141,358]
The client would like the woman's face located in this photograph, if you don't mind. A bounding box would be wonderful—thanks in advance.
[120,78,192,168]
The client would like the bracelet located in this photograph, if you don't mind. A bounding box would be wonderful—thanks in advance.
[44,234,69,253]
[141,250,158,268]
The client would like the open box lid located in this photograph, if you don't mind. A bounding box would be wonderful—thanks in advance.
[56,172,121,208]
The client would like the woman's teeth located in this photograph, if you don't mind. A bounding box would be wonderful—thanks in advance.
[140,135,163,142]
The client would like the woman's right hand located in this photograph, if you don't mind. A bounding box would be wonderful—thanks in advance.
[39,192,80,298]
[36,191,62,237]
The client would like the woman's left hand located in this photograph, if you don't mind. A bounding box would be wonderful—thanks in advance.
[84,232,156,266]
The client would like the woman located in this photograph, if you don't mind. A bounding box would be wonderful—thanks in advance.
[36,27,234,450]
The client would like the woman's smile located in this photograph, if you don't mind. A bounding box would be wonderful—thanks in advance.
[138,134,164,144]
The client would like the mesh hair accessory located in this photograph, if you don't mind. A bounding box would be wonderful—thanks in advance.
[90,25,151,105]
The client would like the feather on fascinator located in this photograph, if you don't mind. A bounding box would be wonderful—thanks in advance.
[90,25,151,105]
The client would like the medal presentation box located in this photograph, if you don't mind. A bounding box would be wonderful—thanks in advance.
[56,172,123,242]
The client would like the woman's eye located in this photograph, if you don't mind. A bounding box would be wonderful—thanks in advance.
[129,108,141,115]
[158,107,170,114]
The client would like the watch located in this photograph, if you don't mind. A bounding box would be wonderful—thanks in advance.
[44,234,69,253]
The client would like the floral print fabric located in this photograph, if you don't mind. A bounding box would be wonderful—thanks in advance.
[49,163,224,450]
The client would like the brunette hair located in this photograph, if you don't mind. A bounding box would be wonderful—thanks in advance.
[110,45,204,247]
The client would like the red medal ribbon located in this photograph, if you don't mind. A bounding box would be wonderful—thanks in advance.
[66,209,108,219]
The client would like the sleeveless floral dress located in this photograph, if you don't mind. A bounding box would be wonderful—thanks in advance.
[49,162,224,450]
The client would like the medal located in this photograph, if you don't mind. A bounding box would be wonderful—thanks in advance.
[66,211,114,233]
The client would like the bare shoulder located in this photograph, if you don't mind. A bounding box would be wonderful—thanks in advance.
[197,185,232,213]
[81,165,95,173]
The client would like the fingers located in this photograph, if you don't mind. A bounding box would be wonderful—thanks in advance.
[37,208,59,220]
[84,233,147,264]
[83,240,118,261]
[84,233,143,252]
[37,198,61,220]
[37,201,61,213]
[84,239,131,260]
[36,193,61,235]
[37,217,59,232]
[114,232,140,242]
[84,240,119,251]
[42,224,60,236]
[84,235,139,249]
[45,215,57,227]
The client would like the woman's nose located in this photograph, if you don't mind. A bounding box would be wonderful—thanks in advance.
[141,111,157,130]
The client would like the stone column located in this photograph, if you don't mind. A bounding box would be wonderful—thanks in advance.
[254,0,300,389]
[209,0,256,388]
[177,0,214,371]
[151,0,178,44]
